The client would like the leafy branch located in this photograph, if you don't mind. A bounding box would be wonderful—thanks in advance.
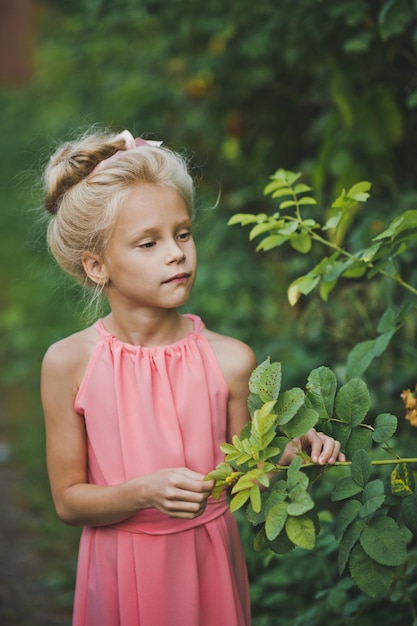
[229,169,417,380]
[206,358,417,599]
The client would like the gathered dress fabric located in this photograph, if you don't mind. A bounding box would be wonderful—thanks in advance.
[72,314,251,626]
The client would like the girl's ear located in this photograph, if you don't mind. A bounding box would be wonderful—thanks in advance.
[81,252,109,285]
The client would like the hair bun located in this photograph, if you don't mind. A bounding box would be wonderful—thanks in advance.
[43,133,126,215]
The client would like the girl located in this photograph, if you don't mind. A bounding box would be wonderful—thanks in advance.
[40,129,344,626]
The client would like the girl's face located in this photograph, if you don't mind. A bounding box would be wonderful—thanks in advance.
[101,184,197,311]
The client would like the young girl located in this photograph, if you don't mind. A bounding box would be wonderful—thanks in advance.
[40,129,344,626]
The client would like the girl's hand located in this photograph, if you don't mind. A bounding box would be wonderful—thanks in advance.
[140,468,215,520]
[279,428,346,466]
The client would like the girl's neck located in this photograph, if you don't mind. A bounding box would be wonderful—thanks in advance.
[102,308,191,347]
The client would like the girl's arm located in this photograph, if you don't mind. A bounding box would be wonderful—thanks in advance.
[41,339,213,527]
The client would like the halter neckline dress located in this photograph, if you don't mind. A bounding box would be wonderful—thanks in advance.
[71,314,251,626]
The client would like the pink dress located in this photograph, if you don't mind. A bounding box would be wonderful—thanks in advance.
[72,314,251,626]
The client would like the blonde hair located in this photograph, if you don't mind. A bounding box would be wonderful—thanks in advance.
[43,130,195,288]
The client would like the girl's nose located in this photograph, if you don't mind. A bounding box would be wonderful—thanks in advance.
[166,239,185,263]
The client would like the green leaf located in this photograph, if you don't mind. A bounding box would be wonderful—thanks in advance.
[373,329,396,357]
[249,485,262,513]
[298,197,317,206]
[401,493,417,535]
[283,405,318,439]
[349,544,393,598]
[360,480,385,517]
[290,233,312,253]
[275,388,305,425]
[331,422,352,449]
[270,187,293,198]
[332,476,364,502]
[280,200,298,210]
[305,367,337,420]
[287,485,314,516]
[335,499,362,540]
[293,183,313,194]
[252,400,277,435]
[249,358,273,394]
[285,514,316,550]
[258,361,282,402]
[376,308,397,334]
[288,274,320,305]
[249,221,275,240]
[230,489,251,512]
[256,234,287,252]
[227,213,260,226]
[372,413,397,443]
[346,340,376,379]
[338,518,366,574]
[351,449,372,487]
[391,462,415,497]
[347,181,371,202]
[265,501,288,540]
[360,515,407,566]
[345,425,374,457]
[335,378,370,426]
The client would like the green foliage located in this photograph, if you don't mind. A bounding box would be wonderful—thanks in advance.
[207,358,417,599]
[230,169,417,380]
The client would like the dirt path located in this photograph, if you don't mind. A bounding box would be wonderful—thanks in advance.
[0,443,72,626]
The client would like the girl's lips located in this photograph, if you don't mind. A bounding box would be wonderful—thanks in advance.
[164,273,190,283]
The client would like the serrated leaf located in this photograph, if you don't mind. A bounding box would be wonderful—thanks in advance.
[349,544,393,598]
[287,486,314,516]
[275,388,305,425]
[248,358,272,393]
[335,499,362,540]
[373,413,397,443]
[346,340,376,379]
[338,518,366,574]
[391,462,415,497]
[265,501,288,540]
[345,425,373,457]
[285,514,316,550]
[249,485,262,513]
[351,449,372,487]
[259,362,282,402]
[282,405,318,439]
[230,489,251,512]
[401,493,417,535]
[335,378,370,426]
[360,516,407,566]
[360,480,385,517]
[305,366,337,420]
[332,476,364,502]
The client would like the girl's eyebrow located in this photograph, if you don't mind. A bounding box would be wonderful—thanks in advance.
[129,219,192,241]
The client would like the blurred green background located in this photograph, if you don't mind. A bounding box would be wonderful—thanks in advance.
[1,0,417,624]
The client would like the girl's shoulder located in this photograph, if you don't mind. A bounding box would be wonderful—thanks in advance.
[42,325,99,381]
[202,327,257,380]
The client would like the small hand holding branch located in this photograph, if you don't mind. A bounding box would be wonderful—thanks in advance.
[279,428,346,466]
[141,468,215,520]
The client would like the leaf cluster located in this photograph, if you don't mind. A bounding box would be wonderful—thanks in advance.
[207,358,417,598]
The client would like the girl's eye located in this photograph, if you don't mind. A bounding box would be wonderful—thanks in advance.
[139,241,155,249]
[178,231,192,241]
